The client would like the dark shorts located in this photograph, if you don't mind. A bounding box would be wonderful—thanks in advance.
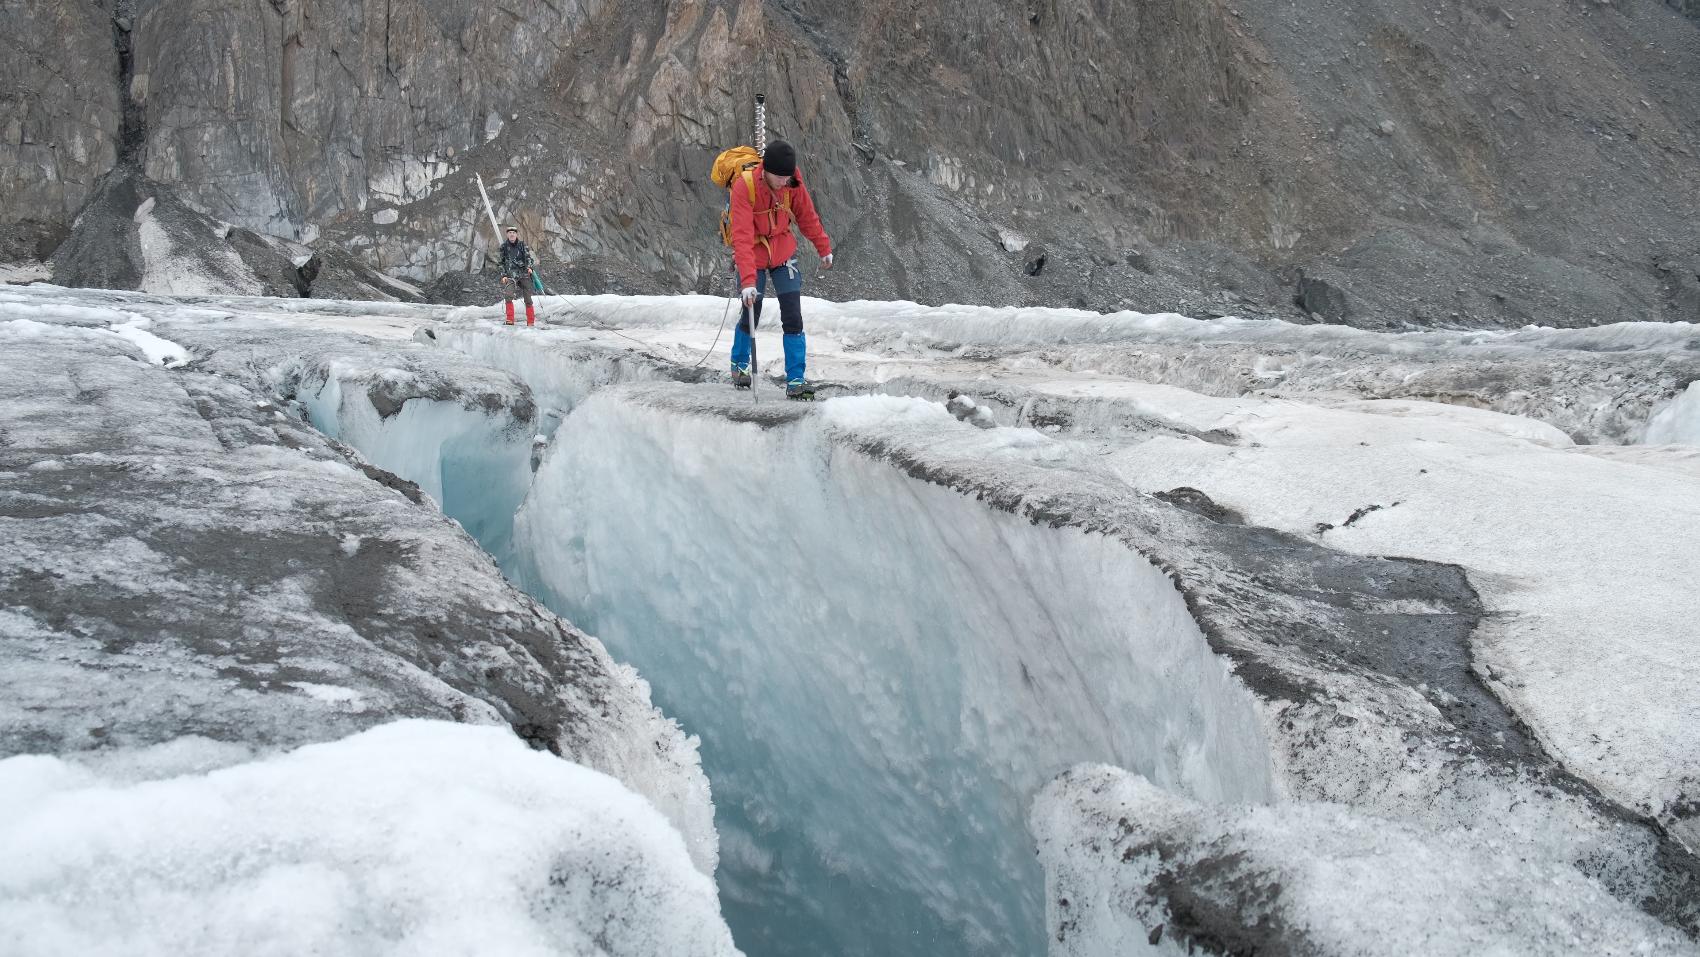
[502,275,534,305]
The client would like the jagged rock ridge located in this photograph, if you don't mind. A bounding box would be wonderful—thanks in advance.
[4,0,1700,322]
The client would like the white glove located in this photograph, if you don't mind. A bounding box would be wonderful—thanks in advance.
[740,286,759,305]
[821,252,834,270]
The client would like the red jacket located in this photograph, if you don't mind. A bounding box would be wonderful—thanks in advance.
[728,166,831,289]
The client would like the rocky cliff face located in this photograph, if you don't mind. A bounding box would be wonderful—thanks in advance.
[0,0,122,260]
[5,0,1699,327]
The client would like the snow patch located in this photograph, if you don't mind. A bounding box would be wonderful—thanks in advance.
[372,271,423,297]
[0,310,187,368]
[108,316,189,367]
[1102,382,1700,844]
[136,217,263,298]
[0,262,51,285]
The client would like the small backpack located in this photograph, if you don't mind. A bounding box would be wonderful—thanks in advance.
[711,146,791,249]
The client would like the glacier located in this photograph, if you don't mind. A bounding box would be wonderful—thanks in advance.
[4,282,1699,956]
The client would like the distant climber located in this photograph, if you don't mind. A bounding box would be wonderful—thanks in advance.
[721,139,833,399]
[498,225,537,326]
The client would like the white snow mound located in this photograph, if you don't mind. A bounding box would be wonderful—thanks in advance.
[0,720,739,957]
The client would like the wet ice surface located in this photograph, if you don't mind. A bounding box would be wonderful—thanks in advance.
[4,283,1699,956]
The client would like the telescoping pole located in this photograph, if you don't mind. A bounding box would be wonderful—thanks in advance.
[748,93,766,402]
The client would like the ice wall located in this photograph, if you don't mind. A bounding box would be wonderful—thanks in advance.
[297,367,535,562]
[506,389,1275,957]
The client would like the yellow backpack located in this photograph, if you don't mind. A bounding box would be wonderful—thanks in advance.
[711,146,762,189]
[711,146,790,249]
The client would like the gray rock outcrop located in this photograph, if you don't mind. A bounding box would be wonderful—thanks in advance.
[5,0,1700,326]
[0,0,123,258]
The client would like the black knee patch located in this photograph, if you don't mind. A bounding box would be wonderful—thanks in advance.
[738,298,764,334]
[778,292,803,336]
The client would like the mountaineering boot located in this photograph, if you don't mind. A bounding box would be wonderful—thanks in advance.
[785,379,814,401]
[525,303,536,327]
[504,300,515,325]
[730,363,752,389]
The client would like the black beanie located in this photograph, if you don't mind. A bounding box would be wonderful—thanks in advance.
[763,140,797,178]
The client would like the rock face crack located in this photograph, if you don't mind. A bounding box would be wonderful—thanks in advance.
[112,0,144,163]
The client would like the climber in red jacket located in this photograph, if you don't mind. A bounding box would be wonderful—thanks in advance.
[725,140,832,399]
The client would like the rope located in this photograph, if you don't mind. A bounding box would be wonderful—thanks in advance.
[551,293,736,373]
[691,294,738,368]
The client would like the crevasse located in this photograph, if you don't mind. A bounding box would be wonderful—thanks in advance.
[305,333,1278,957]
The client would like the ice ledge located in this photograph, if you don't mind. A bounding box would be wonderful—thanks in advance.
[1033,765,1697,957]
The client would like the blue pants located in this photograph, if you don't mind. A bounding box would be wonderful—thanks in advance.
[731,258,807,383]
